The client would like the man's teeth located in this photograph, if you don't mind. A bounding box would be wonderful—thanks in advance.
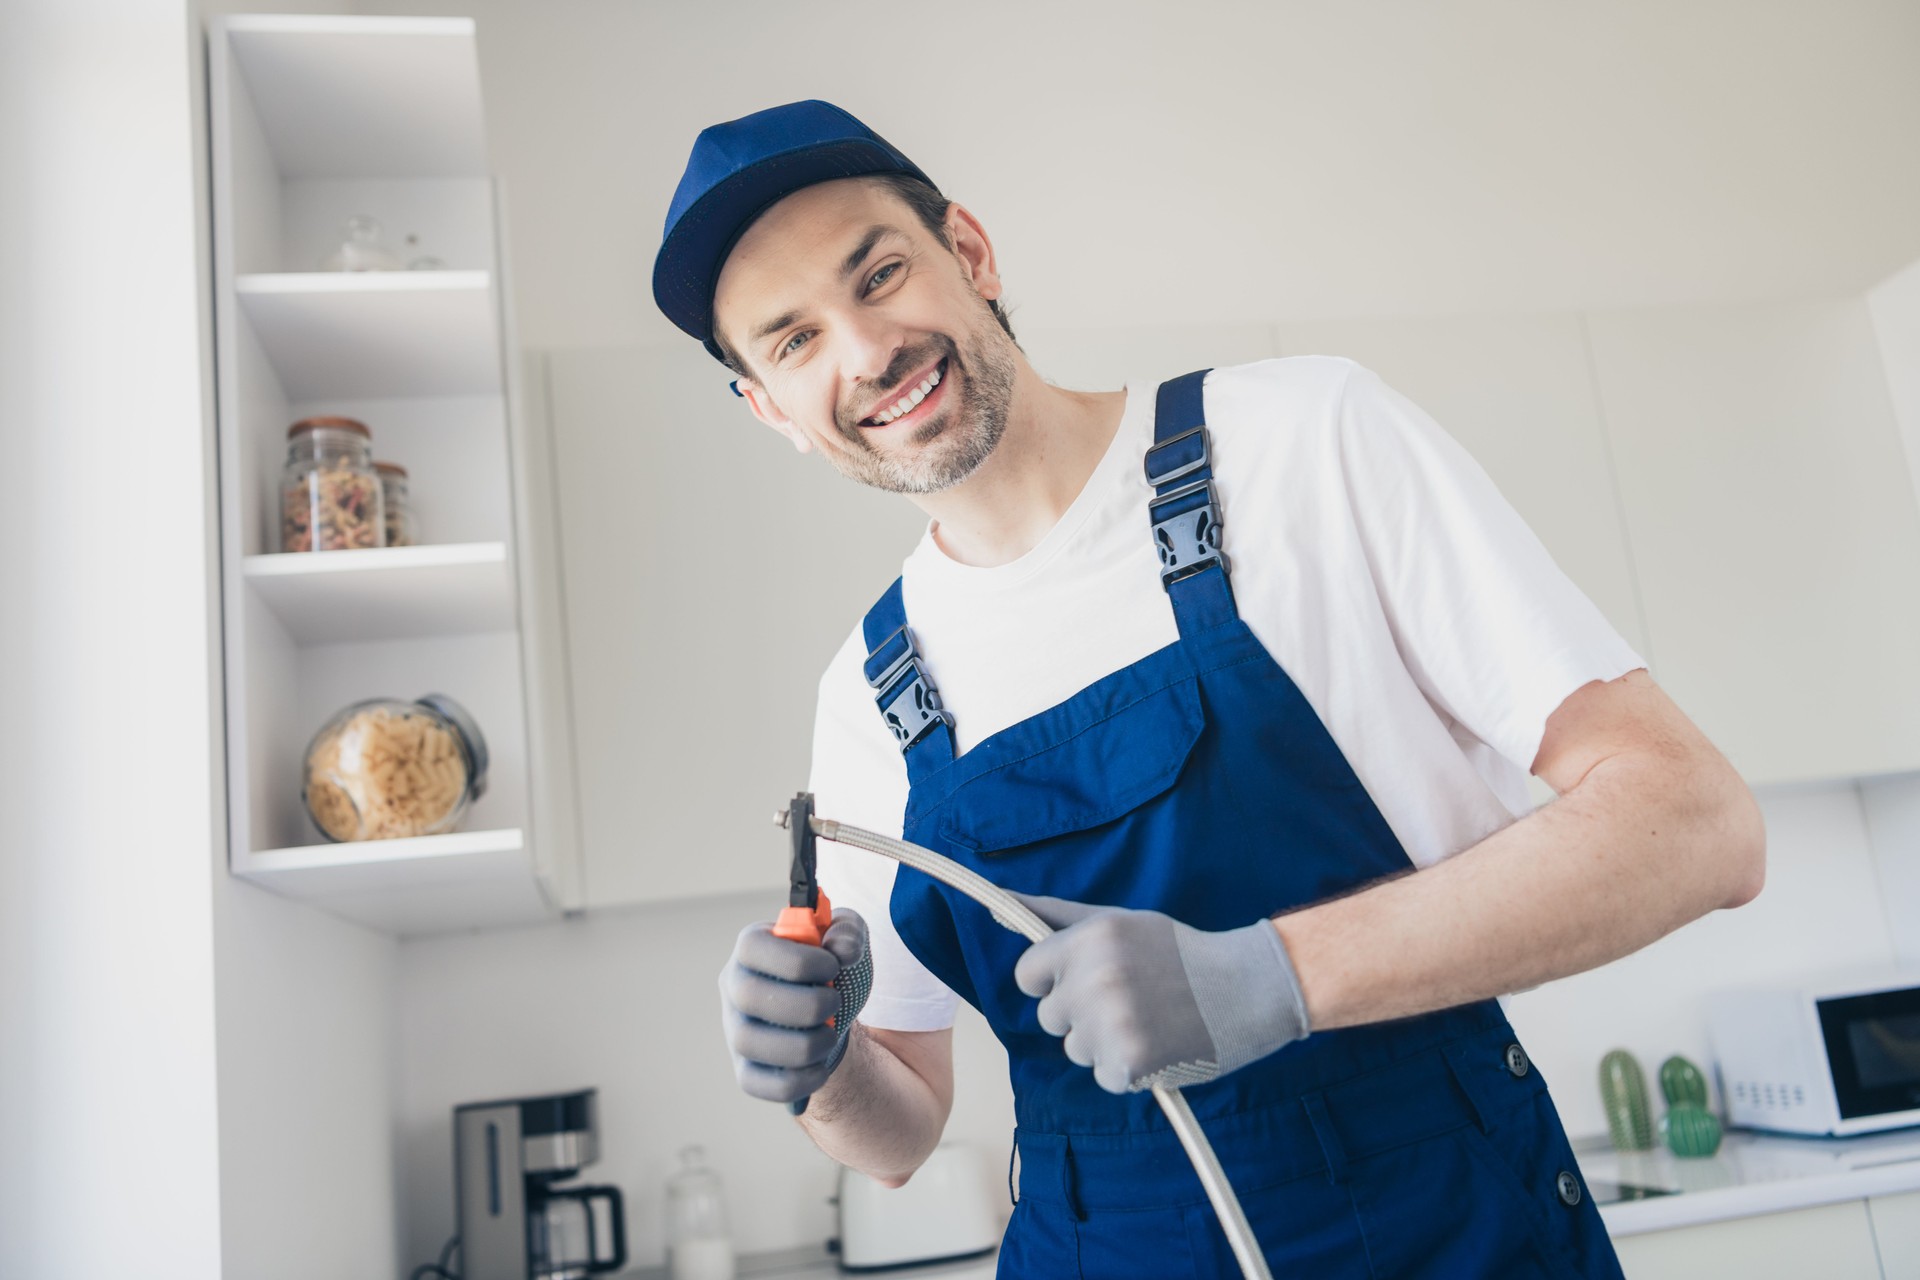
[870,364,943,425]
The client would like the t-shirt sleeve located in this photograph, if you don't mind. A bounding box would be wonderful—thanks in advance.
[808,624,961,1032]
[1332,361,1647,776]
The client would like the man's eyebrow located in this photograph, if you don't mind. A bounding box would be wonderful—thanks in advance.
[749,309,801,345]
[839,224,902,281]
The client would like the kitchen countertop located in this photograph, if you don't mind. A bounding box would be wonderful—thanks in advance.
[1581,1126,1920,1236]
[621,1243,998,1279]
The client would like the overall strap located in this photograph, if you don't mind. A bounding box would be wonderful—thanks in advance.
[1144,370,1237,633]
[860,576,956,780]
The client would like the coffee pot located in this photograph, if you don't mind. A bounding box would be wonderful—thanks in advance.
[454,1088,627,1280]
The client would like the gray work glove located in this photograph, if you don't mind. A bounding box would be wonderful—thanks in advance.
[718,908,872,1104]
[1011,895,1310,1095]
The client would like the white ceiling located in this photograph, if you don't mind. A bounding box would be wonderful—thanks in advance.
[353,0,1920,349]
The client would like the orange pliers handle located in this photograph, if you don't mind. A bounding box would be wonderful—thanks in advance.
[773,892,833,949]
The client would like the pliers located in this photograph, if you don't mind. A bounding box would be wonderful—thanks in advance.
[772,791,834,1114]
[773,791,832,945]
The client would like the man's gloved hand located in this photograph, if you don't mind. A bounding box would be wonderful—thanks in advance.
[1012,895,1310,1095]
[719,907,872,1104]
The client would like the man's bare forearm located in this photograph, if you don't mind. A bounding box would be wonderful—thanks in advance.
[798,1024,954,1187]
[1276,739,1765,1032]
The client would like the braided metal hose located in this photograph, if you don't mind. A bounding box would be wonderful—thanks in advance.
[813,817,1275,1280]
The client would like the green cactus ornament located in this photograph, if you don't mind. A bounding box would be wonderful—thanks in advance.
[1662,1102,1724,1157]
[1599,1049,1655,1151]
[1659,1054,1710,1109]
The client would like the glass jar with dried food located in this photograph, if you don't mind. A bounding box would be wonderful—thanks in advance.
[282,417,385,552]
[374,461,415,547]
[301,693,489,842]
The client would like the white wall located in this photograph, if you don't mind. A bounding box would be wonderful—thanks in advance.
[0,2,225,1274]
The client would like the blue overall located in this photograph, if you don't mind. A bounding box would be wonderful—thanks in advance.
[858,372,1628,1279]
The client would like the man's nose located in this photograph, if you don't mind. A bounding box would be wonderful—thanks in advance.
[838,307,909,388]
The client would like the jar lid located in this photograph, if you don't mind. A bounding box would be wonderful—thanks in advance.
[373,460,409,478]
[416,693,489,798]
[289,416,371,439]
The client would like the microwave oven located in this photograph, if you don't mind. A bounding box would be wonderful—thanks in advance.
[1707,971,1920,1136]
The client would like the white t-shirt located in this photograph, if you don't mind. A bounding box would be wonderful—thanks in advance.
[809,356,1644,1032]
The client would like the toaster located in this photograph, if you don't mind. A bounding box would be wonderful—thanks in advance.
[835,1142,1001,1270]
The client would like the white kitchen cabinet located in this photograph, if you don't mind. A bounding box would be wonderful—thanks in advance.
[1612,1199,1883,1279]
[543,345,926,907]
[1869,258,1920,520]
[1869,1189,1920,1277]
[1023,322,1280,391]
[208,15,577,933]
[1587,298,1920,787]
[1273,313,1652,664]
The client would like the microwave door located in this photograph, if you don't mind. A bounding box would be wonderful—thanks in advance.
[1818,988,1920,1133]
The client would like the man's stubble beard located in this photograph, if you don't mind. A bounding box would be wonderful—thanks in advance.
[828,295,1018,497]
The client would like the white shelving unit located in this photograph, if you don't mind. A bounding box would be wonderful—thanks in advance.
[209,14,576,935]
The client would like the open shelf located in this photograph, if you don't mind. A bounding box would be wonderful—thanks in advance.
[237,271,499,399]
[222,15,488,180]
[237,828,550,936]
[211,14,570,938]
[243,541,514,644]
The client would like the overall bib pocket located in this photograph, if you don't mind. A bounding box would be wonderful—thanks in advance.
[931,671,1206,856]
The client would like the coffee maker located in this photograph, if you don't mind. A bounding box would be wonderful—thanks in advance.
[454,1088,627,1280]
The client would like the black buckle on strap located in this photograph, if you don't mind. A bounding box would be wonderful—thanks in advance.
[1144,425,1210,488]
[864,625,954,752]
[1150,478,1229,587]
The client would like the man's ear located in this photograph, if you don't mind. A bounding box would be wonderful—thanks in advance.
[945,202,1003,305]
[736,378,813,454]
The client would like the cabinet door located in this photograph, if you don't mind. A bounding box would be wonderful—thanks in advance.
[1870,1189,1920,1277]
[546,344,928,907]
[1022,322,1278,391]
[1610,1200,1883,1280]
[1588,298,1920,786]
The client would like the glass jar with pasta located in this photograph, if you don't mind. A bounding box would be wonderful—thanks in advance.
[301,693,489,842]
[281,416,385,552]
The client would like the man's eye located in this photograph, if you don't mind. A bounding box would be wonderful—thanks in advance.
[780,330,813,358]
[865,262,901,294]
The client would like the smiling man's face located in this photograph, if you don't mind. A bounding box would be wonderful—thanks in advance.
[712,177,1019,495]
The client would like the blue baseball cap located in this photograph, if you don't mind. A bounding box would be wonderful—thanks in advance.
[653,100,938,363]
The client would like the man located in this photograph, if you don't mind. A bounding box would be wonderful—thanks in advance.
[655,100,1764,1278]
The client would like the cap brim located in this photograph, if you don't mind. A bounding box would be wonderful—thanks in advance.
[652,138,934,359]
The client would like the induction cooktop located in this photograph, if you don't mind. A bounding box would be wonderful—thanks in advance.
[1587,1178,1679,1205]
